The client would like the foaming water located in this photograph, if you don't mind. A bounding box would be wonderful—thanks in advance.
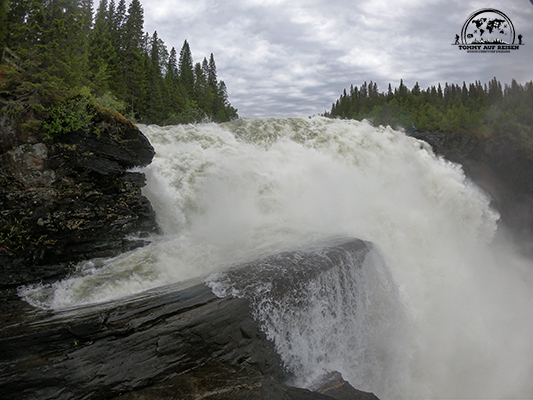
[207,238,408,396]
[19,117,533,398]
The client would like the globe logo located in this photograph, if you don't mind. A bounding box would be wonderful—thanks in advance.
[460,8,515,44]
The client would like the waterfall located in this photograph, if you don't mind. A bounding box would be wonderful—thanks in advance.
[20,117,533,399]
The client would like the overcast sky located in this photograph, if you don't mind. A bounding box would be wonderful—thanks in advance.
[134,0,533,118]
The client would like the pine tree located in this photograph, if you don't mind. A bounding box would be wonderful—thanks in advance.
[2,0,238,125]
[0,0,11,48]
[207,53,218,92]
[213,80,237,121]
[104,1,114,36]
[178,40,195,100]
[164,46,185,118]
[150,31,161,70]
[387,83,393,99]
[145,31,168,122]
[193,61,207,110]
[166,47,178,79]
[8,0,91,89]
[123,0,144,51]
[488,76,503,103]
[412,82,421,96]
[115,0,127,36]
[89,0,116,94]
[120,0,146,116]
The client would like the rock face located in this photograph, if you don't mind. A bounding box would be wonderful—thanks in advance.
[0,107,159,298]
[0,238,380,400]
[411,131,533,248]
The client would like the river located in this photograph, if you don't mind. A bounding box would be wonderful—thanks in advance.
[20,117,533,399]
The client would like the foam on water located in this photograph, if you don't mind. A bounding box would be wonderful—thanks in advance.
[19,117,533,398]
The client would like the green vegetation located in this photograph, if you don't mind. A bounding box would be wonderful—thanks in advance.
[42,92,93,138]
[325,78,533,138]
[0,0,238,127]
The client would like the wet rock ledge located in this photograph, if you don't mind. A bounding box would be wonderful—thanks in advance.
[0,239,380,400]
[0,105,159,299]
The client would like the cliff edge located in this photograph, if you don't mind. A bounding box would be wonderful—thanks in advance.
[0,100,159,299]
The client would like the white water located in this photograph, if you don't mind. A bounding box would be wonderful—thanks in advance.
[20,117,533,399]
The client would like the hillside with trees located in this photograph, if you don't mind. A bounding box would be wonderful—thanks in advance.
[0,0,238,126]
[325,78,533,139]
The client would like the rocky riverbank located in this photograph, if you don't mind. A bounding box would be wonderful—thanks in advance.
[0,104,159,300]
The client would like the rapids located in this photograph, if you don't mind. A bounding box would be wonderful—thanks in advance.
[20,117,533,399]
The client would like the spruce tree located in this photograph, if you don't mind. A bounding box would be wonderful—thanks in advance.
[178,40,195,100]
[207,53,217,92]
[0,0,10,49]
[89,0,116,94]
[164,46,185,118]
[166,47,178,79]
[194,61,210,113]
[115,0,127,36]
[145,31,167,122]
[120,0,145,117]
[7,0,91,89]
[2,0,238,125]
[123,0,144,51]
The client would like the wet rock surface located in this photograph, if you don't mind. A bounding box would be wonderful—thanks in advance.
[0,239,380,400]
[0,109,159,299]
[113,362,379,400]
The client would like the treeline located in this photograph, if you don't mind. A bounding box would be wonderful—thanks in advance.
[0,0,237,124]
[326,78,533,137]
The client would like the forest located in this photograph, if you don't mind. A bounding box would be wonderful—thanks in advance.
[0,0,238,126]
[326,78,533,139]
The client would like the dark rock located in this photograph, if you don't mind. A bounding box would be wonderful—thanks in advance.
[0,107,159,297]
[113,362,339,400]
[314,372,380,400]
[0,238,380,400]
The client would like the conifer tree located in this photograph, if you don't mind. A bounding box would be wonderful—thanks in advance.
[89,0,116,93]
[103,1,113,38]
[164,46,185,117]
[7,0,90,90]
[178,40,195,100]
[207,53,218,92]
[123,0,144,51]
[115,0,127,37]
[120,0,145,116]
[2,0,238,125]
[194,61,212,113]
[166,47,178,79]
[201,57,209,82]
[0,0,9,49]
[144,31,168,122]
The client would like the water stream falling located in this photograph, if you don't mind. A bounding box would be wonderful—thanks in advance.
[20,117,533,399]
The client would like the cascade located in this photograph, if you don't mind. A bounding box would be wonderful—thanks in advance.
[20,117,533,399]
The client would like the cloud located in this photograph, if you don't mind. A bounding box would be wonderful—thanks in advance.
[135,0,533,118]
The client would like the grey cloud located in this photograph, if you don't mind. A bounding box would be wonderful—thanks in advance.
[136,0,533,117]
